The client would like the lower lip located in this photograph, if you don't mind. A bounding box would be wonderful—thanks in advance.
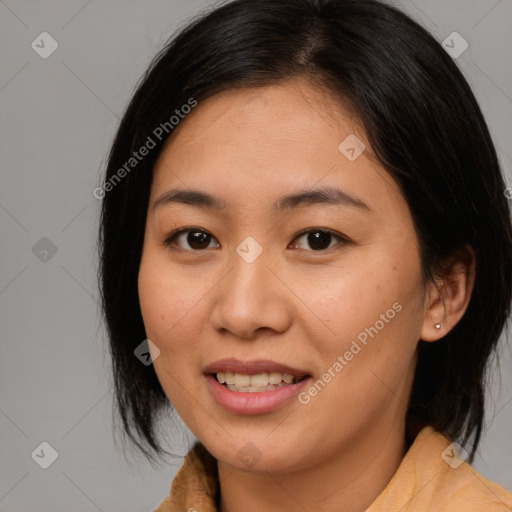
[205,374,312,415]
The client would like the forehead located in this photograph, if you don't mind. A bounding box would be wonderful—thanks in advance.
[150,80,401,215]
[160,79,361,154]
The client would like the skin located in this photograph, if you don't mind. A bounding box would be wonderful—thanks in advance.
[137,78,475,512]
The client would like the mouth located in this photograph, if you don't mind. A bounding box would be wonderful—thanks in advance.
[211,371,309,392]
[203,358,312,413]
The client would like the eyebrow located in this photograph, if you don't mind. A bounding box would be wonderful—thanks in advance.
[152,186,371,212]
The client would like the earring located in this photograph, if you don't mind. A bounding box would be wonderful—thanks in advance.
[435,323,441,331]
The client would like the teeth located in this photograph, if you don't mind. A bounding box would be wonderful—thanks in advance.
[225,383,290,392]
[283,373,294,384]
[235,373,251,387]
[268,371,283,385]
[250,372,269,387]
[215,371,302,389]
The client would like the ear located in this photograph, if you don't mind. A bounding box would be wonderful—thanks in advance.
[420,244,476,342]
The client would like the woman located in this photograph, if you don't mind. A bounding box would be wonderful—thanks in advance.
[98,0,512,510]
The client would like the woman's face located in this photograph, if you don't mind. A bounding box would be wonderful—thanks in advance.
[138,79,429,473]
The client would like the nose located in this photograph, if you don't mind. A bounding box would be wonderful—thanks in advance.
[209,245,292,339]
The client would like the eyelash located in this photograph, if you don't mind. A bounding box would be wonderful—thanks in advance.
[162,226,351,252]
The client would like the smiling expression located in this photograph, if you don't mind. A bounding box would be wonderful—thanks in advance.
[137,78,429,473]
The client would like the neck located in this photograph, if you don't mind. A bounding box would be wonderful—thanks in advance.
[218,421,408,512]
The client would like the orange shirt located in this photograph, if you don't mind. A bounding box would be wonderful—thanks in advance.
[154,426,512,511]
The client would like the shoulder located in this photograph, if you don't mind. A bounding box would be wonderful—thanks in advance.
[434,456,512,511]
[367,426,512,512]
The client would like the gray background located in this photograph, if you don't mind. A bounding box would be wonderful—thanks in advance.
[1,0,511,510]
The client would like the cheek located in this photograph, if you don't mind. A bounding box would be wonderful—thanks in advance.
[308,238,424,380]
[138,249,203,360]
[306,265,416,354]
[138,263,173,340]
[303,278,421,433]
[138,253,204,411]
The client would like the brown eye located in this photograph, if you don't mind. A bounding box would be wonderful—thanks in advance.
[289,229,349,251]
[164,228,219,250]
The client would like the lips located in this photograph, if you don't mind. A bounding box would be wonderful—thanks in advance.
[203,358,313,414]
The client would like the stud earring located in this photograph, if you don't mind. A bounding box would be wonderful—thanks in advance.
[435,323,441,331]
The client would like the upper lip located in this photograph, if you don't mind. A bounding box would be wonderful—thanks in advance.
[203,358,310,378]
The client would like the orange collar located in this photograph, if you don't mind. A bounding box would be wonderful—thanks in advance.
[155,426,512,512]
